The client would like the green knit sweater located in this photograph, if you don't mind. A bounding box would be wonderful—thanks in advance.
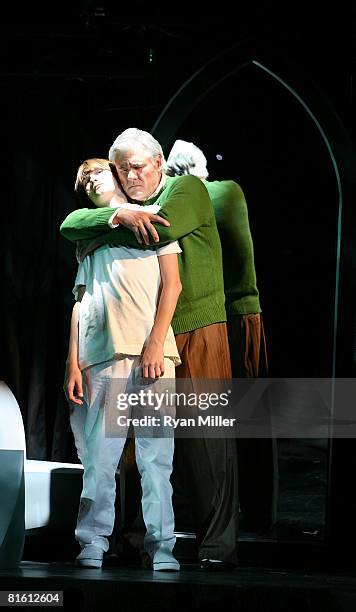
[204,180,261,316]
[60,175,226,334]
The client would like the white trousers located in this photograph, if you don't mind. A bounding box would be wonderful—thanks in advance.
[69,356,176,554]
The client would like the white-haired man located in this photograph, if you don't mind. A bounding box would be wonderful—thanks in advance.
[61,128,239,570]
[166,139,278,534]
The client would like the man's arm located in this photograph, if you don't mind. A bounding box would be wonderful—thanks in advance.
[60,176,213,248]
[60,207,168,246]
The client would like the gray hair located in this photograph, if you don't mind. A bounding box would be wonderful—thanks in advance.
[108,128,165,163]
[165,140,209,179]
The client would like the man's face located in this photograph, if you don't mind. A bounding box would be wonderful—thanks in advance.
[114,145,162,201]
[84,168,117,207]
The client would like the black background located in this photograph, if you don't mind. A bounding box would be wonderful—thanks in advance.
[1,4,356,467]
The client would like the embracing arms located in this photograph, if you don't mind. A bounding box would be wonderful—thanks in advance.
[60,176,213,249]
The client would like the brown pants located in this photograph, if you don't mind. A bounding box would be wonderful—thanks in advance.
[227,313,278,530]
[173,323,239,564]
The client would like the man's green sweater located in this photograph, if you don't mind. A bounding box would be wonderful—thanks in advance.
[204,180,261,316]
[60,175,226,335]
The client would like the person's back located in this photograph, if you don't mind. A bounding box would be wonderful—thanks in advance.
[164,141,260,317]
[203,179,260,317]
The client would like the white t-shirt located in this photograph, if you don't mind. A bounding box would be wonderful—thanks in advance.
[73,204,182,370]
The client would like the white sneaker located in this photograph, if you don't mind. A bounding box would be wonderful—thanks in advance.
[151,548,180,572]
[75,544,104,568]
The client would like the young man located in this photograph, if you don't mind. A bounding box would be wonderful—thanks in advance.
[64,158,182,570]
[61,129,239,570]
[166,139,278,533]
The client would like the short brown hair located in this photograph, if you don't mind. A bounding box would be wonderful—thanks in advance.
[74,158,117,207]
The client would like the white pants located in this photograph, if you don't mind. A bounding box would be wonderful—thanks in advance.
[69,356,176,555]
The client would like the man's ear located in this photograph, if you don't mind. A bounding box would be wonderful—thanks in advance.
[155,154,163,171]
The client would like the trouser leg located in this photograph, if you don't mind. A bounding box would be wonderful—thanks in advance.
[70,360,130,552]
[134,357,176,556]
[227,313,278,530]
[111,357,177,556]
[174,323,238,563]
[135,436,176,555]
[174,436,238,563]
[74,422,126,552]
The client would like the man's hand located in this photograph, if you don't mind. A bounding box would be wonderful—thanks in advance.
[113,209,170,245]
[141,339,165,378]
[64,362,84,405]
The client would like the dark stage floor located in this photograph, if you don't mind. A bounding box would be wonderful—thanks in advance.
[1,561,356,611]
[2,437,333,609]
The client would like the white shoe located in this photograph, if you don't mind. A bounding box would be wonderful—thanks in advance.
[152,548,180,572]
[75,544,104,568]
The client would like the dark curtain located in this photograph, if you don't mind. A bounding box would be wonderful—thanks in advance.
[1,16,355,463]
[1,80,102,460]
[1,62,162,460]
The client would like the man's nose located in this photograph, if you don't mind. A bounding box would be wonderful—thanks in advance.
[127,169,138,180]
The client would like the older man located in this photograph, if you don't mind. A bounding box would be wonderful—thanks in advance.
[60,128,238,569]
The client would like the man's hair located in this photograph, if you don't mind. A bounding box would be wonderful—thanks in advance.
[165,140,209,179]
[74,158,117,207]
[108,128,165,163]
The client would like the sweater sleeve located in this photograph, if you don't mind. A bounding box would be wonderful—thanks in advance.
[60,206,119,242]
[60,175,213,247]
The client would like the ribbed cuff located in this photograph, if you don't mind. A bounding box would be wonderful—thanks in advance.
[172,303,226,335]
[226,297,261,315]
